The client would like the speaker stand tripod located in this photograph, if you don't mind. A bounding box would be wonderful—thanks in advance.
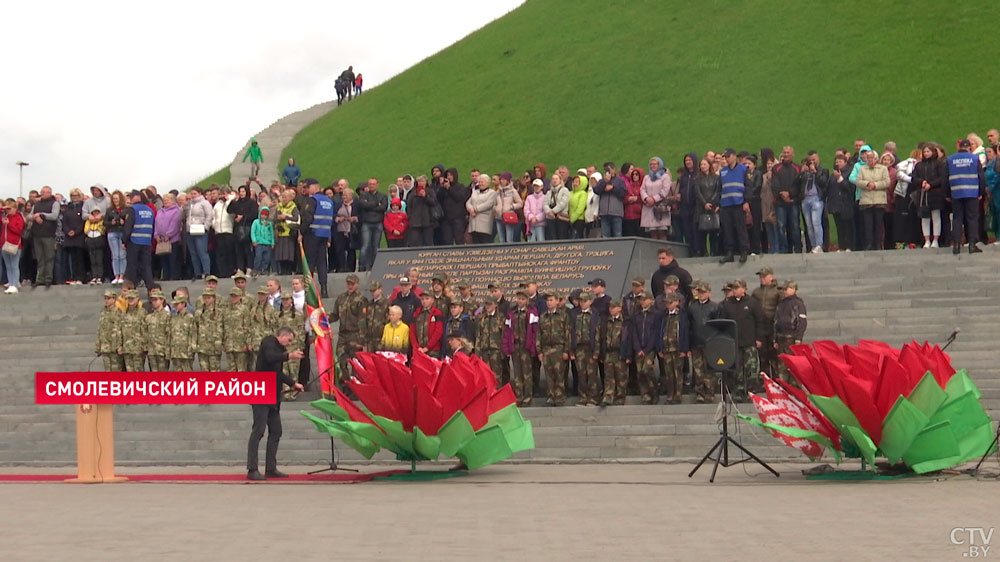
[305,367,359,475]
[688,375,779,482]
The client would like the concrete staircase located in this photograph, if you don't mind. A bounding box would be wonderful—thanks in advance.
[2,249,999,466]
[227,101,336,186]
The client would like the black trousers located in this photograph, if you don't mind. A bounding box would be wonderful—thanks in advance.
[470,232,493,244]
[748,199,762,254]
[951,197,980,246]
[234,233,253,273]
[215,233,235,278]
[247,404,282,473]
[860,206,885,250]
[720,206,748,254]
[124,243,153,289]
[406,226,434,247]
[440,218,467,245]
[302,233,329,289]
[333,232,356,273]
[832,213,854,250]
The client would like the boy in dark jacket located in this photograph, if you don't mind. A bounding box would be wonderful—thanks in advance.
[628,292,662,404]
[502,291,538,406]
[774,280,808,385]
[719,279,766,400]
[688,281,720,403]
[442,302,474,358]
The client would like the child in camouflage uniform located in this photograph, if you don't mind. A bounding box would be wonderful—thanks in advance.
[474,296,506,388]
[250,286,278,367]
[96,290,124,371]
[570,292,599,406]
[196,289,223,371]
[275,291,304,397]
[600,299,629,406]
[537,292,570,406]
[119,289,147,372]
[144,289,172,371]
[169,295,197,371]
[223,287,252,371]
[658,293,690,404]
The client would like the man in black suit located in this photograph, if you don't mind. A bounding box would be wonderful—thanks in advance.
[247,327,305,481]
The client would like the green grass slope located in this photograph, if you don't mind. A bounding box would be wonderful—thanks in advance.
[284,0,998,185]
[192,165,230,189]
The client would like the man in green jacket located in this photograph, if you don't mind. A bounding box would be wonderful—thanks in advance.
[242,138,263,179]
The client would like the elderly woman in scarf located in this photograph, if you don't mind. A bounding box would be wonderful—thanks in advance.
[640,156,673,240]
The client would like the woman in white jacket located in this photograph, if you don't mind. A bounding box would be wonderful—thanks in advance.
[466,174,499,244]
[544,173,571,240]
[893,149,920,249]
[586,172,601,238]
[213,187,236,277]
[186,187,214,279]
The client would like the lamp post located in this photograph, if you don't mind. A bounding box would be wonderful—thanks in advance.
[16,161,29,199]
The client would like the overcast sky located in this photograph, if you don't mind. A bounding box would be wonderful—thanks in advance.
[0,0,523,200]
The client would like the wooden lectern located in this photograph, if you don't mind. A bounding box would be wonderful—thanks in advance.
[65,404,127,483]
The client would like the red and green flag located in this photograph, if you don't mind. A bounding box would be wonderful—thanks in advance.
[299,240,336,396]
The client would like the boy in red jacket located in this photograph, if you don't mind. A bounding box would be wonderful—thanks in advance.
[410,292,444,358]
[383,198,408,248]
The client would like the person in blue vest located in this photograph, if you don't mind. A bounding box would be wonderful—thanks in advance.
[947,139,986,255]
[718,148,750,263]
[123,190,154,290]
[300,178,335,298]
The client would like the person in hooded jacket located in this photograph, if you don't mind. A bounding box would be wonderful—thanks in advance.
[405,176,435,247]
[438,167,470,245]
[623,167,644,237]
[569,173,590,239]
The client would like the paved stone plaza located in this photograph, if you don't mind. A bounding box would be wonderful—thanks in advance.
[2,462,996,561]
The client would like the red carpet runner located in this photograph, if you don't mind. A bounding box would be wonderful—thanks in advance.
[0,470,408,484]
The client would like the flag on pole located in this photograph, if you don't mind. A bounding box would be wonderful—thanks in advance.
[299,240,336,396]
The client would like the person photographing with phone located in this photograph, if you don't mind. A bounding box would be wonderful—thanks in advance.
[247,326,305,481]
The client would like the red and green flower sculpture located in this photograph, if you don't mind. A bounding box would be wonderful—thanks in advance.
[301,351,535,469]
[740,340,995,473]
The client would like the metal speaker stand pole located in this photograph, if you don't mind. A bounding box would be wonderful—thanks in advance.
[688,371,779,482]
[972,424,1000,476]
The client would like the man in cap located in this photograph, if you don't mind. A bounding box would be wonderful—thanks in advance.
[250,286,278,367]
[475,296,506,387]
[687,281,720,402]
[623,276,646,320]
[773,281,807,385]
[443,301,474,358]
[232,270,250,305]
[365,280,390,353]
[487,283,511,316]
[752,266,780,378]
[299,178,334,298]
[569,291,600,406]
[196,275,220,312]
[96,290,124,371]
[122,190,155,289]
[537,291,570,406]
[196,288,224,371]
[455,281,479,318]
[118,289,148,372]
[719,279,766,399]
[331,274,368,385]
[628,291,662,404]
[718,148,750,263]
[502,289,539,405]
[430,273,452,314]
[144,289,172,372]
[411,292,444,358]
[600,299,629,406]
[391,275,421,325]
[946,138,986,254]
[169,294,197,372]
[223,287,253,371]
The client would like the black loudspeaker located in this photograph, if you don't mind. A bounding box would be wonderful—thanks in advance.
[704,319,738,372]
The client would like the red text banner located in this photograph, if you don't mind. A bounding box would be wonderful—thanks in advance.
[35,372,277,405]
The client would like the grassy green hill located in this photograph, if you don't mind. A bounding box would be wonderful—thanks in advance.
[282,0,998,185]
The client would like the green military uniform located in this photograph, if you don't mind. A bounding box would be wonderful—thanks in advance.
[196,290,224,371]
[474,299,506,388]
[601,310,628,406]
[194,276,219,313]
[430,274,451,314]
[222,288,252,371]
[456,286,479,318]
[119,290,147,372]
[571,301,600,406]
[537,303,570,405]
[96,291,124,371]
[169,297,197,372]
[249,288,278,368]
[507,304,536,405]
[751,268,780,379]
[330,277,368,384]
[275,296,304,389]
[144,290,172,372]
[773,281,807,386]
[365,282,390,353]
[660,310,685,404]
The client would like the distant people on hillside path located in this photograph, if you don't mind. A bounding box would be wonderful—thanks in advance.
[354,73,363,96]
[282,158,301,188]
[242,139,263,179]
[340,66,356,102]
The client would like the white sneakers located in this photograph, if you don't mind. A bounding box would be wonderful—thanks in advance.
[811,246,823,254]
[4,286,18,294]
[931,240,939,248]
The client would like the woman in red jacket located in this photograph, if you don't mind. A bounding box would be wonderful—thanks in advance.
[624,167,645,237]
[409,293,443,357]
[383,197,409,248]
[2,199,25,293]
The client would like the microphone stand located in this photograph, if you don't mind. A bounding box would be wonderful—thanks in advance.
[306,366,359,474]
[942,329,959,351]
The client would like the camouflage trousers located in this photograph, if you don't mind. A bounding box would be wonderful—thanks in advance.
[573,346,599,405]
[539,346,566,405]
[282,359,300,393]
[148,355,170,372]
[199,354,221,372]
[225,351,251,372]
[477,348,506,388]
[731,346,760,400]
[123,353,145,372]
[172,358,194,372]
[659,351,685,403]
[774,334,799,387]
[102,353,125,372]
[636,352,659,403]
[336,332,365,385]
[510,349,533,405]
[691,348,715,403]
[758,331,776,377]
[602,352,628,405]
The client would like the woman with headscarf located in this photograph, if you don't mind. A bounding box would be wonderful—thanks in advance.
[640,157,673,240]
[273,188,300,274]
[623,167,644,237]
